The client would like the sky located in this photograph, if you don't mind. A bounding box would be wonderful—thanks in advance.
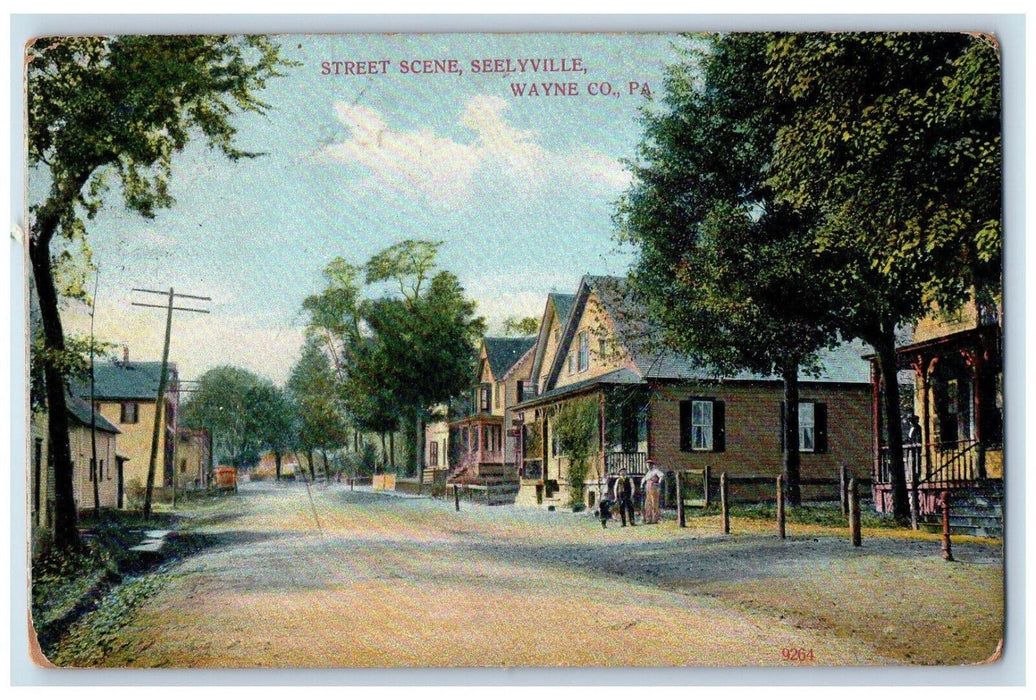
[49,33,684,385]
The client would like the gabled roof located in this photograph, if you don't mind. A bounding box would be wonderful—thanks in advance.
[545,274,872,389]
[72,360,176,401]
[66,393,120,434]
[528,291,578,390]
[515,368,644,408]
[483,336,537,380]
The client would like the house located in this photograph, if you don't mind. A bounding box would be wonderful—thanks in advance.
[869,295,1003,524]
[173,427,212,490]
[512,275,874,510]
[444,335,537,504]
[72,349,179,506]
[66,393,121,511]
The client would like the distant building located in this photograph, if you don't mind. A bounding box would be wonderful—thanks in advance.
[66,393,121,511]
[72,349,179,506]
[174,427,212,490]
[442,335,537,503]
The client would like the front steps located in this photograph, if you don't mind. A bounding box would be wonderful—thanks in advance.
[920,480,1003,538]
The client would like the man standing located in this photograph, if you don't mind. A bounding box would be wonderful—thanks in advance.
[613,468,636,526]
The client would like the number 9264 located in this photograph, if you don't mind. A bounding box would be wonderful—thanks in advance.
[781,648,815,662]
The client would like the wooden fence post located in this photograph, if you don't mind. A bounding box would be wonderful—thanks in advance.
[777,474,786,540]
[453,484,460,512]
[677,471,686,528]
[720,472,729,535]
[849,478,862,547]
[839,464,849,518]
[940,490,954,562]
[703,465,711,508]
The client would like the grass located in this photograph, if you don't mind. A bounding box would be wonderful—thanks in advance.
[686,501,901,529]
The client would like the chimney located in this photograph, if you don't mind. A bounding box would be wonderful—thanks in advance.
[123,345,129,363]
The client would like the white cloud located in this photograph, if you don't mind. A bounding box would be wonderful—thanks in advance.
[319,95,630,207]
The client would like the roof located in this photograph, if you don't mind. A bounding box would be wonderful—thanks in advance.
[483,336,537,380]
[516,368,644,408]
[548,274,872,388]
[72,360,176,401]
[66,393,120,434]
[549,293,576,327]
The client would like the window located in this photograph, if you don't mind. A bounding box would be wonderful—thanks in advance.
[577,331,589,372]
[517,380,524,403]
[120,402,139,424]
[800,402,815,451]
[480,383,492,412]
[495,383,502,409]
[680,398,725,453]
[429,440,439,467]
[780,401,828,453]
[567,353,575,375]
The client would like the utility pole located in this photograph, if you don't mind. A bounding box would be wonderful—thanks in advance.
[132,287,210,520]
[89,267,100,520]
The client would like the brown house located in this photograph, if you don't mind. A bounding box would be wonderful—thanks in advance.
[513,275,874,510]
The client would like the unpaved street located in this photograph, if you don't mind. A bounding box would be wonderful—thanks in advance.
[47,481,1003,668]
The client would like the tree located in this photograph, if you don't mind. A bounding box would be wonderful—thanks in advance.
[286,337,350,481]
[763,32,1002,523]
[247,383,295,480]
[27,35,292,549]
[616,33,841,506]
[502,316,540,336]
[181,366,281,468]
[304,241,484,479]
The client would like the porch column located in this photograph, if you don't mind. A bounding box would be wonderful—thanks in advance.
[967,348,987,479]
[922,357,936,480]
[870,359,882,484]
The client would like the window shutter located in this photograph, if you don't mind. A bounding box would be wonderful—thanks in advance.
[712,400,726,452]
[815,402,828,453]
[679,400,691,452]
[779,401,786,451]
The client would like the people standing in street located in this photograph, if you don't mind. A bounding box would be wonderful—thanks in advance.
[613,468,636,526]
[642,468,661,524]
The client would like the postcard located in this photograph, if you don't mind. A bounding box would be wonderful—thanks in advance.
[21,29,1004,670]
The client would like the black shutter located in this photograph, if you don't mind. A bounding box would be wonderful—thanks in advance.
[679,400,691,452]
[815,402,828,453]
[779,401,786,451]
[712,400,725,452]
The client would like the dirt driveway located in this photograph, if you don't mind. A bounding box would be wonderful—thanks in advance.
[47,480,1003,668]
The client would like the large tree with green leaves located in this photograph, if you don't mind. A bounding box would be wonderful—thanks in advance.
[303,241,484,479]
[180,366,284,468]
[27,35,292,549]
[763,32,1002,522]
[286,336,350,480]
[617,33,841,506]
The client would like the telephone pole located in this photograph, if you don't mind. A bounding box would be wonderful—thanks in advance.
[131,287,210,520]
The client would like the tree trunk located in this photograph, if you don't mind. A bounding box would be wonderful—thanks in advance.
[308,449,316,482]
[875,328,911,524]
[29,231,79,551]
[781,364,802,507]
[389,432,395,473]
[321,449,330,482]
[415,409,425,483]
[275,451,282,481]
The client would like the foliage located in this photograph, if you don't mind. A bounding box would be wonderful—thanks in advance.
[303,240,485,475]
[26,34,294,549]
[503,316,540,336]
[180,366,288,467]
[616,33,842,505]
[552,398,600,509]
[286,337,350,459]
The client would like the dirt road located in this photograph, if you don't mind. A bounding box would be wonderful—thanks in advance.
[47,480,1003,668]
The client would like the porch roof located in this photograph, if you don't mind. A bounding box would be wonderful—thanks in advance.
[514,367,644,409]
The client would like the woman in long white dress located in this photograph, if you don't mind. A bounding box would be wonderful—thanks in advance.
[643,473,661,524]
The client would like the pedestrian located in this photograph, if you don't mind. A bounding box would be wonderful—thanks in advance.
[642,461,662,524]
[597,497,612,528]
[613,468,636,526]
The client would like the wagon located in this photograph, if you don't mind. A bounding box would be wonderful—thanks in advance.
[214,466,238,493]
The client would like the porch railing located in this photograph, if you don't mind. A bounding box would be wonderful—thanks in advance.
[878,439,982,487]
[605,451,647,476]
